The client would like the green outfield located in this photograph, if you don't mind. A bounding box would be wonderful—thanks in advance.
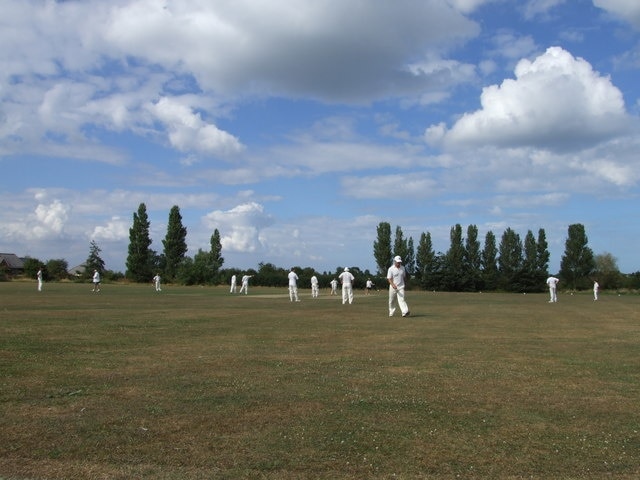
[1,282,639,479]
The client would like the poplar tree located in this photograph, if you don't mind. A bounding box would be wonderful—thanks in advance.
[465,224,482,291]
[162,205,188,280]
[536,228,550,276]
[126,203,153,282]
[373,222,392,275]
[444,224,466,291]
[498,228,522,291]
[209,229,224,273]
[393,226,412,272]
[405,237,416,276]
[560,223,595,289]
[481,231,498,290]
[416,231,436,289]
[521,230,539,292]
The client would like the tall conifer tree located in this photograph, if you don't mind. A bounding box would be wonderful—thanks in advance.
[162,205,188,280]
[560,223,595,289]
[465,225,482,291]
[481,231,498,290]
[416,231,436,289]
[126,203,153,282]
[393,226,409,267]
[85,240,106,275]
[536,228,550,276]
[210,229,224,273]
[498,228,522,291]
[373,222,392,275]
[445,224,466,291]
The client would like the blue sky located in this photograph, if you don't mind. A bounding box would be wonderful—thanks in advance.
[1,0,640,275]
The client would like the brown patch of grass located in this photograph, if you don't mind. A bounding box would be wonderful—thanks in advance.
[1,283,639,478]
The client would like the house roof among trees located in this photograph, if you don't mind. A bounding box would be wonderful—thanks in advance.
[67,263,87,276]
[0,253,25,270]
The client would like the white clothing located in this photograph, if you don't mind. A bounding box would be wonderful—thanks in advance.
[230,275,237,293]
[92,271,101,292]
[546,276,559,303]
[365,279,373,295]
[338,270,355,304]
[311,276,319,298]
[330,279,338,295]
[239,275,252,295]
[37,270,43,291]
[288,271,300,302]
[593,281,599,301]
[153,275,161,291]
[387,264,409,316]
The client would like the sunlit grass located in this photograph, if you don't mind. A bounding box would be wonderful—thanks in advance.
[1,282,639,479]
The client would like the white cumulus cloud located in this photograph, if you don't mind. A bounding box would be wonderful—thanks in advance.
[34,200,70,237]
[91,216,130,241]
[430,46,630,152]
[150,96,244,157]
[203,202,274,253]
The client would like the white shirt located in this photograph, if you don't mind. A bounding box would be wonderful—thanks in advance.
[288,271,298,287]
[93,271,100,283]
[546,277,559,287]
[311,276,318,286]
[387,264,406,288]
[338,271,354,286]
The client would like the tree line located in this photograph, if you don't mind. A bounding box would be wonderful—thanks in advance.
[11,205,640,292]
[374,221,632,292]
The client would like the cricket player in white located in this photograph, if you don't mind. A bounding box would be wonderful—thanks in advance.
[288,268,300,302]
[338,267,355,304]
[239,274,253,295]
[311,275,319,298]
[546,276,559,303]
[230,275,237,293]
[387,256,409,317]
[330,279,338,295]
[153,273,162,291]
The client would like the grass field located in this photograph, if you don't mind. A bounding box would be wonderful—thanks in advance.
[1,281,639,479]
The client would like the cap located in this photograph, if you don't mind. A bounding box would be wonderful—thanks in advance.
[344,267,349,272]
[393,256,402,263]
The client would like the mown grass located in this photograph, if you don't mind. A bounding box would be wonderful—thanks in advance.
[1,282,639,479]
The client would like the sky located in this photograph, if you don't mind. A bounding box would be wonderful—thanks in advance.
[1,0,640,275]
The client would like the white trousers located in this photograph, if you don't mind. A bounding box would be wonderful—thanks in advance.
[342,285,353,304]
[389,286,409,316]
[289,286,299,302]
[549,287,557,302]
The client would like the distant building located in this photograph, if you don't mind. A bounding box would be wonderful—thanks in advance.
[0,253,25,276]
[67,263,87,277]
